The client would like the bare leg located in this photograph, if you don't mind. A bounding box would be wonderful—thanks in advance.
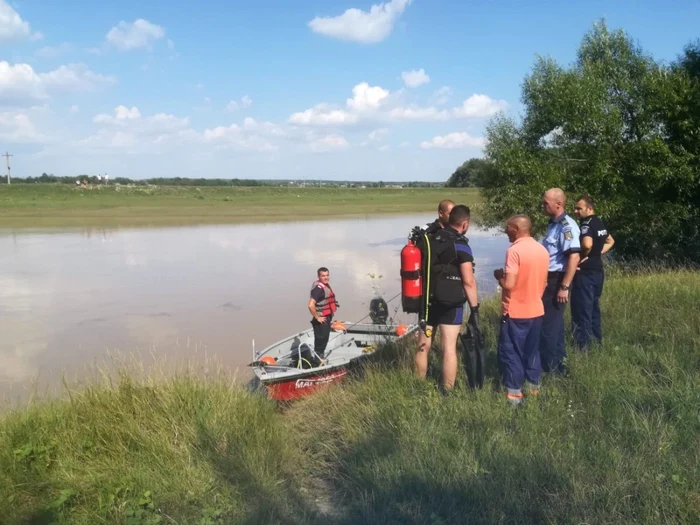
[415,330,432,379]
[440,324,461,390]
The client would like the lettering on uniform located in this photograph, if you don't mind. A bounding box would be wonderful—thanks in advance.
[598,229,607,237]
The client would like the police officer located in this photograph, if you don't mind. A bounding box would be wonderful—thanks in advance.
[572,195,615,350]
[540,188,581,375]
[415,204,479,392]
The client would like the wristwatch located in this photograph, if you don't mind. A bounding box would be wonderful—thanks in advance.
[560,284,570,291]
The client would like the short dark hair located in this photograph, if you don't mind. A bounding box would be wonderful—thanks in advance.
[577,195,595,209]
[449,204,471,226]
[317,267,329,275]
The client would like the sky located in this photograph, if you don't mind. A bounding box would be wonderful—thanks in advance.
[1,0,699,182]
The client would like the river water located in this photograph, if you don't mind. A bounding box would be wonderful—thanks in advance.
[0,214,509,401]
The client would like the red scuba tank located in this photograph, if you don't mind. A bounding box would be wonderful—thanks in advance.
[401,240,422,313]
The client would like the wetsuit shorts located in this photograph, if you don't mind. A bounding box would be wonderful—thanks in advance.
[427,303,465,326]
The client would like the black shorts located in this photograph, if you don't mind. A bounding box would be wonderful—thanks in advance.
[427,303,465,326]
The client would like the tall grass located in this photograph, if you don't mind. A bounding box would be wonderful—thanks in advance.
[1,270,699,524]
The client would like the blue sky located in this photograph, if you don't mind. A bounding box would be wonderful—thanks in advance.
[2,0,699,182]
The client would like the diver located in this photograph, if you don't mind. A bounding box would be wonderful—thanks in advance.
[415,205,480,392]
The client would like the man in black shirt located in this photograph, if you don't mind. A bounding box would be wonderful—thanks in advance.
[571,196,615,350]
[424,199,455,235]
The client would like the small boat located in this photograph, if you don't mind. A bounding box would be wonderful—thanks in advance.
[250,319,418,401]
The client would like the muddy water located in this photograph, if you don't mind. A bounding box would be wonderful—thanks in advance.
[0,214,510,400]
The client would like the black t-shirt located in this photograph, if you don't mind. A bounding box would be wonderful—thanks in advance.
[310,285,325,302]
[579,215,608,271]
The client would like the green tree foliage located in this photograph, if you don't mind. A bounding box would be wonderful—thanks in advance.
[445,158,496,187]
[481,20,700,262]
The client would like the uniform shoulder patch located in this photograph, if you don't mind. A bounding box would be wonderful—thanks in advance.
[581,225,590,234]
[564,230,573,241]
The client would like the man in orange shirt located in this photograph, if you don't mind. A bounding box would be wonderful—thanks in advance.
[493,215,550,406]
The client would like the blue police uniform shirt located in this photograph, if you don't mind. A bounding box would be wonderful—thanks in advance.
[541,213,581,272]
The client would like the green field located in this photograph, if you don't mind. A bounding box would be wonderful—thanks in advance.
[1,269,698,524]
[0,184,481,227]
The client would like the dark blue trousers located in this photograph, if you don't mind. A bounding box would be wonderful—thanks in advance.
[498,315,543,393]
[540,272,566,374]
[571,271,604,350]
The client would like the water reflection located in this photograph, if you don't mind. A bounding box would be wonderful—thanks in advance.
[0,214,509,399]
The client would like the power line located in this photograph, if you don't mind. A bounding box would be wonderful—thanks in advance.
[2,152,12,185]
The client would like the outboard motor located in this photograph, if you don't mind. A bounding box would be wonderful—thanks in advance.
[369,296,389,325]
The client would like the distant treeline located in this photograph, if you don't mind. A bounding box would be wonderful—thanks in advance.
[10,173,443,188]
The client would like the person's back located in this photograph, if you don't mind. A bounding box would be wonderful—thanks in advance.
[502,237,550,319]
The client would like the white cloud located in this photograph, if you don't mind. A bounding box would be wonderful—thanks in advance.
[431,86,452,106]
[288,104,359,126]
[378,144,389,152]
[202,123,277,152]
[242,117,285,136]
[308,134,349,153]
[0,61,116,105]
[106,19,165,51]
[401,68,430,88]
[76,107,194,153]
[419,132,486,150]
[0,61,45,102]
[35,43,72,58]
[388,105,450,121]
[308,0,411,44]
[69,105,79,113]
[452,94,507,118]
[289,82,388,127]
[226,95,252,111]
[40,64,116,93]
[399,141,410,148]
[288,79,507,127]
[361,127,389,147]
[0,110,47,143]
[93,105,141,124]
[0,0,41,41]
[368,128,389,141]
[346,82,389,112]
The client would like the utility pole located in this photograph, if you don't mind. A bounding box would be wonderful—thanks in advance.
[2,152,12,185]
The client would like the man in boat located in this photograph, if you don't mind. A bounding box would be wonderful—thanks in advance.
[494,215,550,405]
[308,267,339,361]
[415,204,480,392]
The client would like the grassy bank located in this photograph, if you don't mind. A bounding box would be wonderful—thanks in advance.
[0,185,480,228]
[1,270,699,524]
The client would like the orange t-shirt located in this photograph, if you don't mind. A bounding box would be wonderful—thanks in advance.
[501,236,550,319]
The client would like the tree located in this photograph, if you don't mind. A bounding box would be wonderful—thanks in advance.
[481,20,700,262]
[445,158,496,187]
